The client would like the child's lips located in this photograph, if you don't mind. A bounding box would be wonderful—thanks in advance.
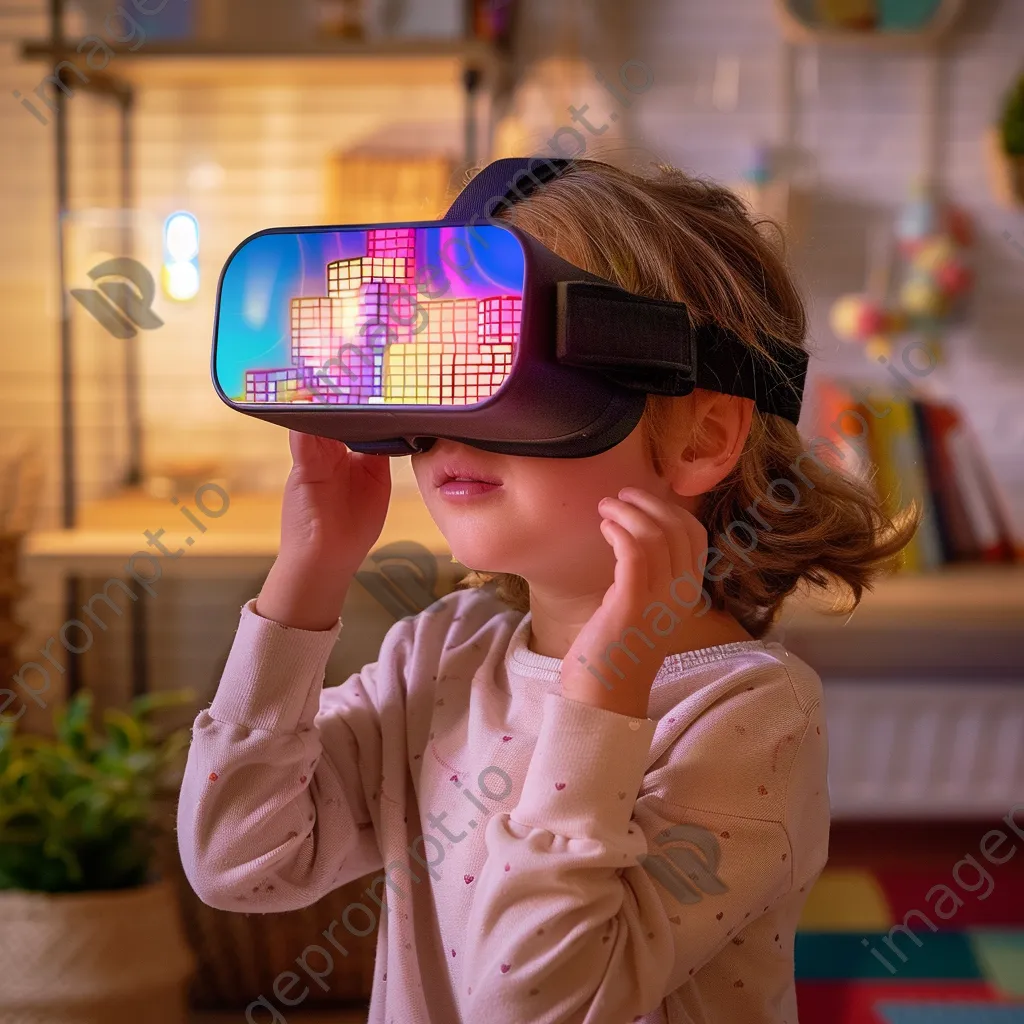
[437,479,502,500]
[432,462,503,490]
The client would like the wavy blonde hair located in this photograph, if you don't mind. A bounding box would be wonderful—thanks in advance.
[459,159,918,637]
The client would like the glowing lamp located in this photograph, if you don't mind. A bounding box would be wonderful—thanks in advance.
[163,211,200,301]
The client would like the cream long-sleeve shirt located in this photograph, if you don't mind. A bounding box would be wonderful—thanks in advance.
[177,584,830,1024]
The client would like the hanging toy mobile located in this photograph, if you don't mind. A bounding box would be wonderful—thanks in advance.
[830,181,974,365]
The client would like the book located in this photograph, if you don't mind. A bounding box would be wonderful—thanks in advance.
[915,402,980,562]
[805,377,872,482]
[865,391,942,572]
[807,377,1016,571]
[942,412,1017,562]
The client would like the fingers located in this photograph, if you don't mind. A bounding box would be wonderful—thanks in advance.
[289,429,346,466]
[287,432,393,501]
[599,488,709,594]
[350,450,393,489]
[599,494,673,587]
[599,518,647,596]
[616,487,708,581]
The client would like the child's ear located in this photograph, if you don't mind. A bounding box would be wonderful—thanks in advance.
[663,392,754,498]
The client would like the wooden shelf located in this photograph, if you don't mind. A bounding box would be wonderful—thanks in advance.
[782,562,1024,629]
[773,0,964,49]
[23,488,1024,630]
[19,38,507,89]
[23,489,450,575]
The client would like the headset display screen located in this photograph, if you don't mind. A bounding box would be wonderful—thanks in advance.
[214,225,525,408]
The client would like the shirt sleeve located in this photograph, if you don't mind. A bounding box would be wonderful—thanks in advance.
[176,598,392,914]
[462,678,828,1024]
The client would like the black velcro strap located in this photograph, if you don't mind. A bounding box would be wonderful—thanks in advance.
[443,157,572,222]
[557,282,808,425]
[556,283,697,395]
[696,323,808,425]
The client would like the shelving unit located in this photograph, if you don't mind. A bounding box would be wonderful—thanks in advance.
[18,17,510,534]
[780,564,1024,821]
[784,562,1024,630]
[19,1,512,694]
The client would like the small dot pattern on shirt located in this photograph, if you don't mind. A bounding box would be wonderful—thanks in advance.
[185,593,825,1024]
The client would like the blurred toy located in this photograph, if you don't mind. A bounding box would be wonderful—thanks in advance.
[879,0,950,32]
[830,184,973,362]
[829,295,906,361]
[829,219,900,360]
[816,0,878,30]
[895,186,974,326]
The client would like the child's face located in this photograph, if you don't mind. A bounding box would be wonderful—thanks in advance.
[411,421,690,596]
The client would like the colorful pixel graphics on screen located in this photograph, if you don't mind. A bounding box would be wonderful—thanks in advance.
[216,225,524,407]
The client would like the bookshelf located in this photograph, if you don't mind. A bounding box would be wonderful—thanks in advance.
[19,0,514,701]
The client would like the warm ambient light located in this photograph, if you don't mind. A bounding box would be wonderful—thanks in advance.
[165,212,199,261]
[164,261,200,302]
[163,211,199,301]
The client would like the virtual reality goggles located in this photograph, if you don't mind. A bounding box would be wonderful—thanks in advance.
[212,157,808,458]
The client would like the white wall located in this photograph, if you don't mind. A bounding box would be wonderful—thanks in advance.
[634,0,1024,531]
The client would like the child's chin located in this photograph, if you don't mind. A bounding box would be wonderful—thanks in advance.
[448,542,525,578]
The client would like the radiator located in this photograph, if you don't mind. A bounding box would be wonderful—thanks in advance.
[823,680,1024,819]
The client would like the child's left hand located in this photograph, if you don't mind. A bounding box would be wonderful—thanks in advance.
[561,487,710,719]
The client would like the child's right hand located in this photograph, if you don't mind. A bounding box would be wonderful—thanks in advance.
[256,431,392,631]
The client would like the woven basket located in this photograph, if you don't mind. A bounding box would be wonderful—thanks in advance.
[0,880,195,1024]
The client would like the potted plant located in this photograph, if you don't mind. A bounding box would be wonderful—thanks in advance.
[987,69,1024,207]
[0,689,197,1024]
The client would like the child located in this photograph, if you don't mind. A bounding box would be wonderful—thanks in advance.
[178,159,915,1023]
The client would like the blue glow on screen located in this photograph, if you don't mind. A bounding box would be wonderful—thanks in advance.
[214,225,525,406]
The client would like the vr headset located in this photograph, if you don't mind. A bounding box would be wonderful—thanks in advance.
[211,157,808,458]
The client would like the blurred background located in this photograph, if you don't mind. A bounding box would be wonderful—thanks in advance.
[0,1,1022,1022]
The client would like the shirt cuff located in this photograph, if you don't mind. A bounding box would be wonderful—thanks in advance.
[513,691,657,839]
[208,597,342,734]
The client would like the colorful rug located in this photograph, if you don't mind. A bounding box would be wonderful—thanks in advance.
[795,867,1024,1022]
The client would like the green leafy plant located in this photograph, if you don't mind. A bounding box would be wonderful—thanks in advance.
[0,690,194,894]
[1001,70,1024,156]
